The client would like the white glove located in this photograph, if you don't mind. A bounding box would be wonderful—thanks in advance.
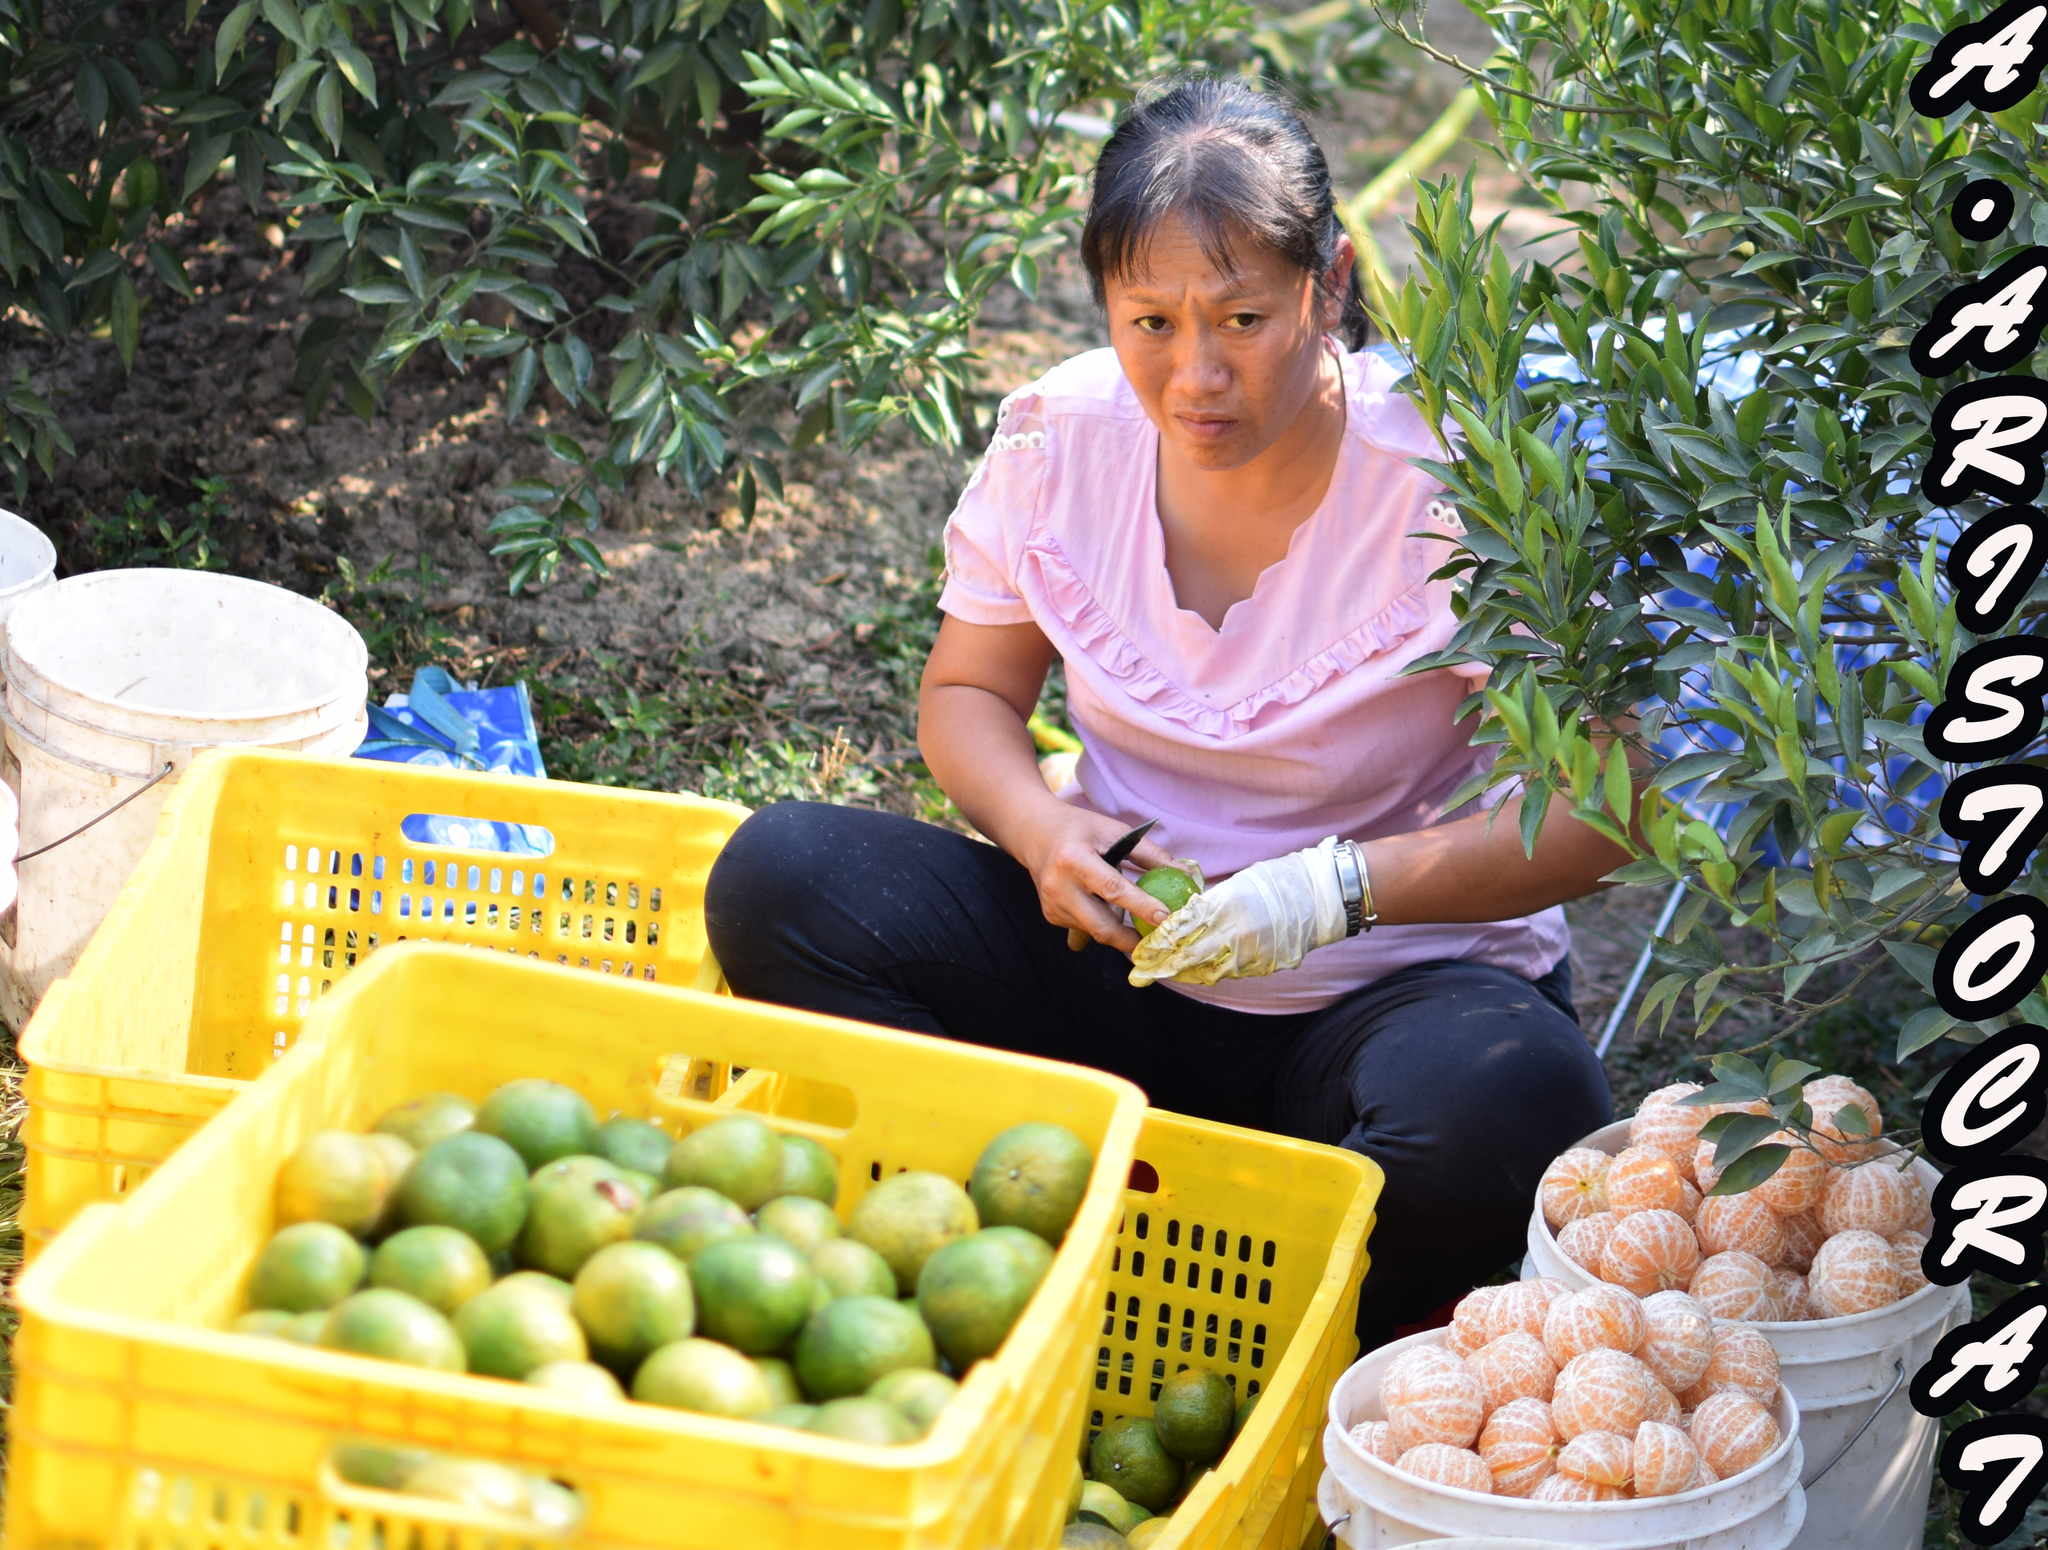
[1127,837,1350,987]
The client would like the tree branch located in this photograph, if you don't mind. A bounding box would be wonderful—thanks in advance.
[1367,4,1645,117]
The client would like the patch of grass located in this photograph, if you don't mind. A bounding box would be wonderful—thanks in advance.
[78,476,234,572]
[322,554,457,696]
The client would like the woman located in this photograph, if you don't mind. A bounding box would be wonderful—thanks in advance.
[706,78,1618,1346]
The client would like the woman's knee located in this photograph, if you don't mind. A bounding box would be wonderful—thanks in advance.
[704,802,871,973]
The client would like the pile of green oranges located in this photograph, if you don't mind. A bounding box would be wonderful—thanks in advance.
[236,1077,1095,1511]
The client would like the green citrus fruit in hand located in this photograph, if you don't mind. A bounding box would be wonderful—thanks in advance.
[692,1235,817,1354]
[848,1171,979,1293]
[370,1225,493,1317]
[248,1221,367,1313]
[1152,1368,1234,1463]
[571,1240,696,1367]
[394,1131,530,1254]
[634,1186,754,1263]
[1133,867,1200,937]
[1089,1417,1183,1512]
[475,1079,601,1170]
[664,1115,786,1210]
[373,1092,477,1152]
[969,1123,1093,1246]
[794,1295,936,1399]
[633,1338,777,1418]
[320,1288,466,1371]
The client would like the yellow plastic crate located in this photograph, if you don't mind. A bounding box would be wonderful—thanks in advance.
[19,747,748,1259]
[9,941,1148,1550]
[1097,1117,1377,1550]
[723,1080,1382,1550]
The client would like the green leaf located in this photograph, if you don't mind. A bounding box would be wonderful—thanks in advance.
[314,67,344,152]
[1708,1144,1789,1196]
[1709,1111,1782,1164]
[1765,1058,1820,1095]
[1897,1006,1957,1058]
[215,1,258,77]
[181,133,233,203]
[262,0,311,49]
[328,39,379,106]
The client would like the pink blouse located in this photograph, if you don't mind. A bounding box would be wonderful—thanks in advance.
[938,346,1572,1014]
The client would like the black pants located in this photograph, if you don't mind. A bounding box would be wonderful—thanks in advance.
[704,802,1612,1349]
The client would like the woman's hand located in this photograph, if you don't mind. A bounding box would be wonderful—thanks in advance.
[1011,804,1181,954]
[917,613,1176,953]
[1129,837,1349,986]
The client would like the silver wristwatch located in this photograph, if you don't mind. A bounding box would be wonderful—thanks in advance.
[1333,840,1376,936]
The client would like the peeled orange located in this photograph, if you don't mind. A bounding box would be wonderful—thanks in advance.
[1543,1283,1647,1367]
[1552,1348,1656,1440]
[1605,1145,1689,1217]
[1557,1212,1619,1276]
[1637,1290,1714,1392]
[1633,1420,1700,1498]
[1478,1396,1559,1498]
[1809,1227,1901,1318]
[1540,1148,1614,1229]
[1601,1209,1701,1296]
[1469,1331,1558,1412]
[1689,1251,1776,1322]
[1382,1349,1485,1452]
[1395,1443,1493,1494]
[1690,1392,1781,1478]
[1695,1194,1785,1265]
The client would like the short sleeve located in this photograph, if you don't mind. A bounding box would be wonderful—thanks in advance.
[937,390,1052,628]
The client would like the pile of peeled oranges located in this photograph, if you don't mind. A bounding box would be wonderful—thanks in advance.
[1352,1278,1785,1500]
[1539,1076,1933,1322]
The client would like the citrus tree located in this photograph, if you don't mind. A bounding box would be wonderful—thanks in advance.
[1363,0,2024,1065]
[0,0,1389,590]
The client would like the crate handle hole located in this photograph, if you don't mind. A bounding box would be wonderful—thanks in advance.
[398,813,556,857]
[1127,1159,1159,1193]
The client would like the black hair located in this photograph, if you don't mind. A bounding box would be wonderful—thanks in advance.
[1080,77,1370,351]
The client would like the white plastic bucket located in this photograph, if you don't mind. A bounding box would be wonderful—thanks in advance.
[0,507,58,641]
[1523,1120,1968,1550]
[0,569,367,1024]
[1320,1329,1806,1549]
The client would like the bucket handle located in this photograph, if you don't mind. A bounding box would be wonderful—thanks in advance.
[1801,1356,1907,1490]
[1321,1516,1347,1550]
[15,760,173,863]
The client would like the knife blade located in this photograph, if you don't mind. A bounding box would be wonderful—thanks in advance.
[1066,818,1161,951]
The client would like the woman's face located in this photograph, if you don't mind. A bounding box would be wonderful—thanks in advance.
[1104,212,1350,473]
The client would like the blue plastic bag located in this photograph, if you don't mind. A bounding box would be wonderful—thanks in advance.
[354,667,548,779]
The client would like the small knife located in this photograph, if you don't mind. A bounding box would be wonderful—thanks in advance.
[1067,818,1160,951]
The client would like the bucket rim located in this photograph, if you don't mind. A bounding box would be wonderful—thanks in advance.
[2,569,368,724]
[0,508,57,599]
[1326,1330,1803,1510]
